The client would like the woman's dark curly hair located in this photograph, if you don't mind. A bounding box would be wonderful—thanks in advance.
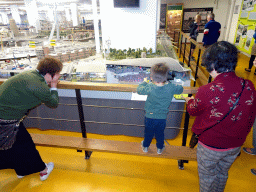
[37,57,63,77]
[201,41,238,73]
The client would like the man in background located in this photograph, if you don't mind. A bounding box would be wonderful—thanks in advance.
[82,17,86,28]
[202,13,221,48]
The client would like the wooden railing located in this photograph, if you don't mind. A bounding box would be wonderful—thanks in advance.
[0,79,198,94]
[0,78,198,169]
[173,30,212,86]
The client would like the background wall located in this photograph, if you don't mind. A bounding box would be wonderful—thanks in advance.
[100,0,159,52]
[80,13,101,21]
[229,0,255,56]
[163,0,231,43]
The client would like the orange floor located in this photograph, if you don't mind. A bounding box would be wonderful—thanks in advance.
[0,53,256,192]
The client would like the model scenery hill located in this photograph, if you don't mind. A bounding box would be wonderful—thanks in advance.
[106,45,168,60]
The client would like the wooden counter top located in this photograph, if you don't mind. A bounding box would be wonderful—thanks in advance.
[0,79,198,94]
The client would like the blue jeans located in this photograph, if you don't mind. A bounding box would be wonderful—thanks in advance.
[197,143,241,192]
[143,117,166,149]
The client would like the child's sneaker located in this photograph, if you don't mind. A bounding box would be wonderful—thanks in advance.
[157,146,165,154]
[40,162,54,181]
[17,175,24,179]
[141,141,148,153]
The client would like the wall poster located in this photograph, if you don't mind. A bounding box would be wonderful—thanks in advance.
[182,8,213,33]
[234,0,256,54]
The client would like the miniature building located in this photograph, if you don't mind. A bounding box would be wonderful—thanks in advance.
[9,19,20,37]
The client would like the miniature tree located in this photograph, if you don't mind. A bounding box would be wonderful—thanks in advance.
[127,48,131,56]
[127,50,131,57]
[135,51,139,58]
[149,48,153,54]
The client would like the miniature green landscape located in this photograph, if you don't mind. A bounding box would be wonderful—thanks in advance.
[105,46,165,60]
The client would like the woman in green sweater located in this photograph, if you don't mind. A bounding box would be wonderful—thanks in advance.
[0,57,62,181]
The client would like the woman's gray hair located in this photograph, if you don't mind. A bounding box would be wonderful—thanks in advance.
[207,13,215,20]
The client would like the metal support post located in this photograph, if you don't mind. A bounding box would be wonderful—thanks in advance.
[183,38,187,63]
[188,43,192,67]
[176,31,180,53]
[174,31,176,43]
[179,34,183,58]
[75,89,92,159]
[174,31,178,53]
[178,93,192,170]
[208,76,212,83]
[193,49,201,87]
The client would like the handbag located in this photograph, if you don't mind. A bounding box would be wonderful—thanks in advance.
[189,79,246,148]
[0,116,27,150]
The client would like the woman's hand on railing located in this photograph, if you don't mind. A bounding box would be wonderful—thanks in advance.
[183,96,194,103]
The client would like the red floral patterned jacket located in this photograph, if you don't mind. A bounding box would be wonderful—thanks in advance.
[187,72,256,148]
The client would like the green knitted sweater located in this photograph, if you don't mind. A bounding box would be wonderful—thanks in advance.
[137,81,183,119]
[0,70,59,120]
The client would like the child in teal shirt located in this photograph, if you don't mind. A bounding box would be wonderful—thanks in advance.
[137,63,183,154]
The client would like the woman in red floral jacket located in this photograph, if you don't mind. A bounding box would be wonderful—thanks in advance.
[185,41,256,192]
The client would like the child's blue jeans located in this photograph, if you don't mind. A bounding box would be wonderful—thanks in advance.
[143,117,166,149]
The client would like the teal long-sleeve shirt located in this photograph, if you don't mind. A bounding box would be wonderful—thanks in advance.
[137,81,183,119]
[0,70,59,120]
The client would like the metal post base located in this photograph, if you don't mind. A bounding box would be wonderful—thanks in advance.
[85,151,93,159]
[178,160,189,170]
